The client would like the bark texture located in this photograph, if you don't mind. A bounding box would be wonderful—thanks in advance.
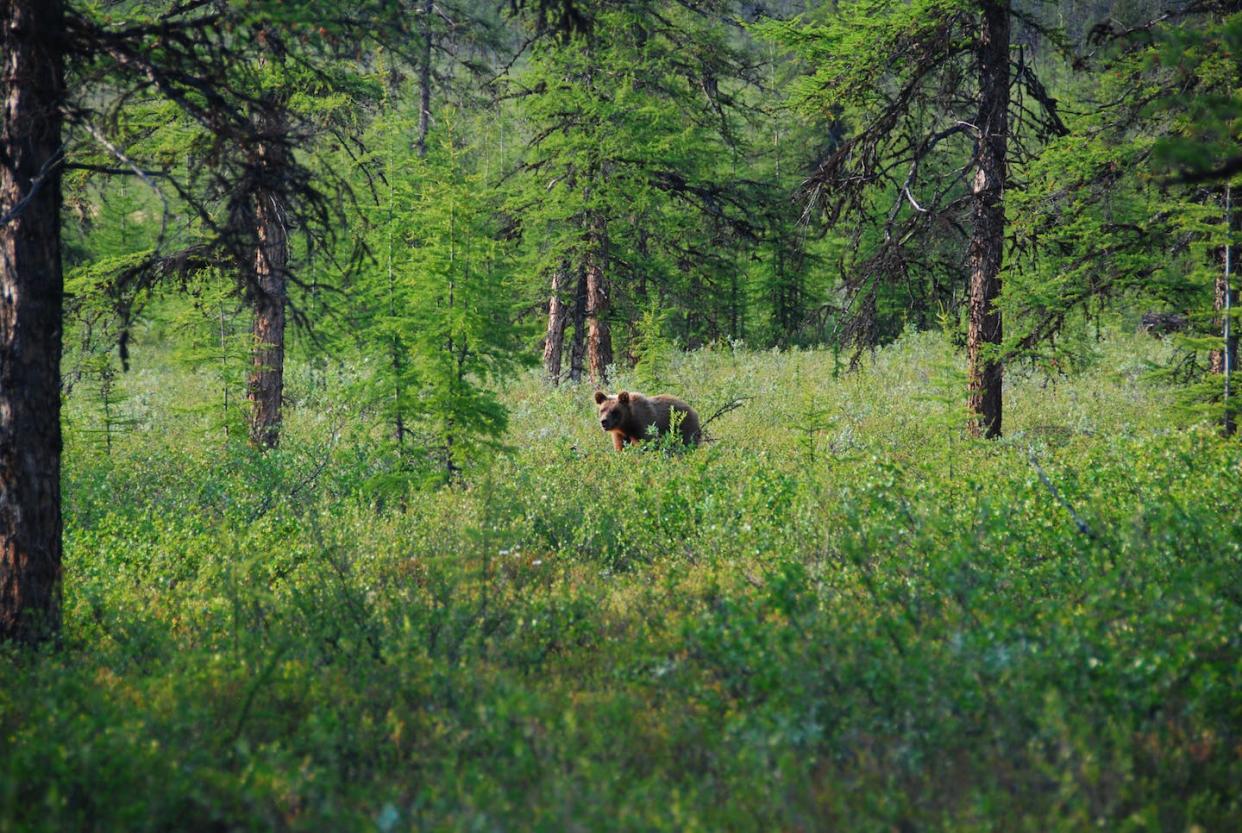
[1210,274,1237,376]
[568,265,587,383]
[246,118,289,449]
[543,263,569,383]
[966,1,1009,439]
[0,0,65,645]
[1211,199,1237,436]
[585,221,612,385]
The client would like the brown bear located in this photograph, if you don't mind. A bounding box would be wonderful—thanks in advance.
[594,390,701,451]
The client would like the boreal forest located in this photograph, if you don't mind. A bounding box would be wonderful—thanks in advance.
[2,0,1240,829]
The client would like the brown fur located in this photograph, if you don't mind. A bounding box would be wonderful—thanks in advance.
[594,390,701,450]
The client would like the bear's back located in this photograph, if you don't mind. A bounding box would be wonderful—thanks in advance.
[645,394,701,444]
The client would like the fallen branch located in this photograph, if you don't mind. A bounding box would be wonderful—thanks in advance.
[1028,450,1094,537]
[699,396,751,442]
[702,396,751,428]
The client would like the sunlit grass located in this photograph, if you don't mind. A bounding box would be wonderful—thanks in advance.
[3,326,1237,832]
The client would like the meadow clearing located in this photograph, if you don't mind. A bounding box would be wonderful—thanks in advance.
[3,325,1238,832]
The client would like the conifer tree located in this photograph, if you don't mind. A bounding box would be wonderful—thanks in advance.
[358,107,526,485]
[1,0,417,645]
[1,0,66,644]
[760,0,1068,437]
[509,1,759,385]
[1006,3,1239,435]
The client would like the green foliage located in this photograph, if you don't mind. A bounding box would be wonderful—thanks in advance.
[25,4,1242,829]
[1004,6,1240,430]
[402,113,529,483]
[71,353,139,456]
[158,278,254,440]
[9,329,1240,831]
[632,299,678,390]
[351,101,529,487]
[1148,12,1242,182]
[507,2,764,352]
[755,0,1023,358]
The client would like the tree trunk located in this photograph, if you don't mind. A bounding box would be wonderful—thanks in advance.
[1211,186,1237,436]
[585,220,612,385]
[568,265,587,383]
[543,262,570,384]
[1211,271,1237,437]
[246,114,288,449]
[247,189,287,448]
[416,0,433,158]
[966,1,1009,439]
[0,0,65,645]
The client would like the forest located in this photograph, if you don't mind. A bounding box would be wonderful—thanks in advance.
[1,0,1239,830]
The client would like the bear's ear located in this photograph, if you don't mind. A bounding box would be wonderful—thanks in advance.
[594,390,608,404]
[617,391,630,404]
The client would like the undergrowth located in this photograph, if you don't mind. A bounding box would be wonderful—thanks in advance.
[2,328,1239,832]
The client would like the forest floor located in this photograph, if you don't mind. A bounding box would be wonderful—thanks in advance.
[3,326,1240,832]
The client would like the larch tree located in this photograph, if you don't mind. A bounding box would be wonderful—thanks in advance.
[0,0,415,646]
[224,56,384,450]
[356,103,526,487]
[1005,3,1240,436]
[1145,6,1241,436]
[760,0,1067,437]
[0,0,66,644]
[244,91,292,449]
[369,2,508,445]
[509,0,760,386]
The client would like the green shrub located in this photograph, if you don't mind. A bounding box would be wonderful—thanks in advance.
[3,328,1238,831]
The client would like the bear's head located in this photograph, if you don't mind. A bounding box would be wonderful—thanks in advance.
[594,390,631,431]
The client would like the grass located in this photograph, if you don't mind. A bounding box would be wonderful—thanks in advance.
[2,326,1239,832]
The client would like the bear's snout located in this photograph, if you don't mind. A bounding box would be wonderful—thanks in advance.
[600,418,610,429]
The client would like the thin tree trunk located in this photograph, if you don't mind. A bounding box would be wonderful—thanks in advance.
[248,190,287,448]
[1211,185,1237,436]
[543,262,570,384]
[730,268,740,341]
[569,265,587,383]
[416,0,433,158]
[1211,272,1237,436]
[585,219,612,385]
[246,113,288,449]
[387,224,406,448]
[0,0,65,645]
[1209,270,1237,375]
[966,1,1009,439]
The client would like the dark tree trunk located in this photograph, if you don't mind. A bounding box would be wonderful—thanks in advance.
[388,261,406,449]
[416,0,432,158]
[966,1,1009,439]
[568,265,587,383]
[247,189,287,448]
[543,262,570,384]
[246,115,288,449]
[1211,190,1237,436]
[0,0,65,645]
[585,220,612,385]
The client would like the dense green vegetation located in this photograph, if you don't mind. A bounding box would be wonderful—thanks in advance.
[2,0,1240,829]
[4,327,1240,831]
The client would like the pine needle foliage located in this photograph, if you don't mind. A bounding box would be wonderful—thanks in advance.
[356,104,528,488]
